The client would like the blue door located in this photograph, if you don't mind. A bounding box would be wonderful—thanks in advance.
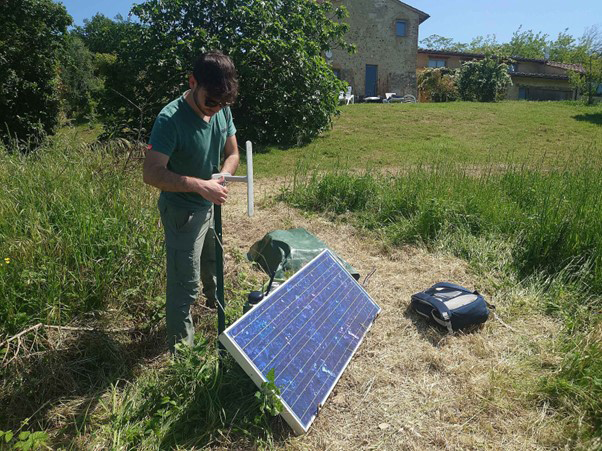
[365,65,378,97]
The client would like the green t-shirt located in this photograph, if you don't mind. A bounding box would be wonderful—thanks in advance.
[148,94,236,210]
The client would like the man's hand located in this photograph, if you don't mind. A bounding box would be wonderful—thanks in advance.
[197,177,229,205]
[144,150,229,204]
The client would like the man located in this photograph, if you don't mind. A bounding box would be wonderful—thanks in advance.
[143,52,240,352]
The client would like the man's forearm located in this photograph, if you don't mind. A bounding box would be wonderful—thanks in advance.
[144,165,202,193]
[221,153,240,176]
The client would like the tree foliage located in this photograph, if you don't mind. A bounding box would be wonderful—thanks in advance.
[569,57,602,105]
[456,56,512,102]
[0,0,71,147]
[58,34,101,121]
[568,26,602,105]
[73,13,132,55]
[420,25,599,63]
[95,0,352,147]
[417,67,458,102]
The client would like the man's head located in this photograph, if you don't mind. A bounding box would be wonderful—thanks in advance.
[189,52,238,116]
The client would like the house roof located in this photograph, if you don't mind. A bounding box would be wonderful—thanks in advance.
[511,72,570,81]
[398,2,430,24]
[418,48,586,74]
[418,48,543,63]
[546,61,585,73]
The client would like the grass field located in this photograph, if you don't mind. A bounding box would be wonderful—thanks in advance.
[254,100,602,176]
[1,101,601,449]
[280,101,602,447]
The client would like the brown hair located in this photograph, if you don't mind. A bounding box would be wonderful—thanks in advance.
[192,52,239,103]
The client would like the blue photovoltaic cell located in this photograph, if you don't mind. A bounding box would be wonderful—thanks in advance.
[220,250,381,433]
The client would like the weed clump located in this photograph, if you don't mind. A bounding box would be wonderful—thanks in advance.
[91,338,286,449]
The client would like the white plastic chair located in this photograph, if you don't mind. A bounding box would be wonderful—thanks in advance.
[343,86,354,105]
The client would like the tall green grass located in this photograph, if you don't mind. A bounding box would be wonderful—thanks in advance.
[0,135,164,336]
[88,338,285,450]
[281,156,602,443]
[283,158,602,296]
[1,131,280,448]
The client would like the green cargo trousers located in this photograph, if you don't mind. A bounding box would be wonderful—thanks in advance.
[158,196,217,352]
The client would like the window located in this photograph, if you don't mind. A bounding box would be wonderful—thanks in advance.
[428,58,446,68]
[395,20,407,37]
[508,63,518,72]
[333,68,341,79]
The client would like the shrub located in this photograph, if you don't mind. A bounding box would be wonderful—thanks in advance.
[417,67,459,102]
[457,56,512,102]
[95,0,352,147]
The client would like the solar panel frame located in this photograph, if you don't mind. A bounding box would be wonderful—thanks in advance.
[219,249,381,435]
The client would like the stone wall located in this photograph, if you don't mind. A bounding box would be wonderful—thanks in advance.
[330,0,426,98]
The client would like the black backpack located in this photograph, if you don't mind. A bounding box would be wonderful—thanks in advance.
[411,282,491,332]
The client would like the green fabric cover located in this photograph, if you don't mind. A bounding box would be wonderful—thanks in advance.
[247,228,359,282]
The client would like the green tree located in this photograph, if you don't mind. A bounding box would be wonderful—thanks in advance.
[58,34,101,121]
[568,26,602,105]
[549,30,582,63]
[72,14,139,130]
[421,27,592,64]
[98,0,352,146]
[0,0,71,148]
[570,56,602,105]
[420,34,469,52]
[466,35,502,55]
[420,33,503,55]
[457,56,512,102]
[498,27,548,59]
[73,13,134,55]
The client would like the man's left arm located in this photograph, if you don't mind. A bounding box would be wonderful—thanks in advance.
[221,134,239,175]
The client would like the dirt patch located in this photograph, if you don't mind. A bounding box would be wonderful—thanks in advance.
[220,180,565,450]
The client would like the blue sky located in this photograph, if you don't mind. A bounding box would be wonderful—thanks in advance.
[57,0,600,44]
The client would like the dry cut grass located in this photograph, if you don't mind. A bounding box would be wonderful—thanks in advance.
[217,181,568,450]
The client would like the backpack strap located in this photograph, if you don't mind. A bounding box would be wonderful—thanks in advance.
[430,282,468,292]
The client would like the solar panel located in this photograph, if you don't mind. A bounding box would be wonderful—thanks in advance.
[219,249,381,434]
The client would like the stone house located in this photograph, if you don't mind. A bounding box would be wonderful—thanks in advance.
[328,0,429,99]
[417,49,585,101]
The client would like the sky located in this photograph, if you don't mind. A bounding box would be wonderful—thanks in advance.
[57,0,601,44]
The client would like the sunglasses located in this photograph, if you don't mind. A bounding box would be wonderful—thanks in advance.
[204,97,232,108]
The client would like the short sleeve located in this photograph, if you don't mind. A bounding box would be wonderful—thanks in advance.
[149,114,177,157]
[225,107,236,137]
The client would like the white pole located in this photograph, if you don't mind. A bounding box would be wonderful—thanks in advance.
[212,142,254,217]
[246,141,254,217]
